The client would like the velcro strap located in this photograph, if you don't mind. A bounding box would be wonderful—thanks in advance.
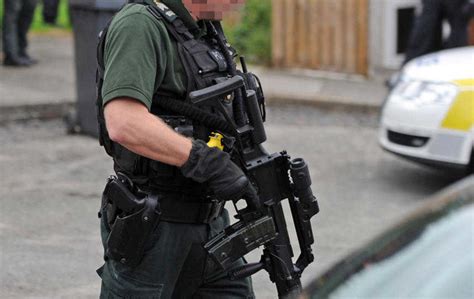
[153,1,178,22]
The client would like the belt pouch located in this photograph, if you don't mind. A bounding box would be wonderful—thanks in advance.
[106,195,160,268]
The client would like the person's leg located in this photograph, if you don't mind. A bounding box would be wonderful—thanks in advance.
[444,0,469,48]
[2,0,22,61]
[97,202,209,298]
[170,226,211,298]
[17,0,38,60]
[404,0,444,64]
[182,209,255,299]
[42,0,60,24]
[194,258,255,299]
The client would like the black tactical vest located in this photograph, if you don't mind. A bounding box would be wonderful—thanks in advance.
[96,1,239,197]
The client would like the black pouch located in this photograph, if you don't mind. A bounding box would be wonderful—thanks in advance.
[106,194,161,268]
[239,71,266,122]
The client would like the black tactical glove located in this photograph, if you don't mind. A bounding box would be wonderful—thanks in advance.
[180,139,258,203]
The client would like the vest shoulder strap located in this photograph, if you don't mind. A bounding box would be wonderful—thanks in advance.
[146,3,194,43]
[149,1,178,22]
[146,3,206,98]
[96,24,110,81]
[96,19,115,153]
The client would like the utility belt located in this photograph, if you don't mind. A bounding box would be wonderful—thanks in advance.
[99,173,224,268]
[139,185,225,224]
[159,196,225,224]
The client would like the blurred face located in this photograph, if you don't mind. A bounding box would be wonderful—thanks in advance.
[182,0,245,21]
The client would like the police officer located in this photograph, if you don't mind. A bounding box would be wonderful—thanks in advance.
[2,0,38,66]
[404,0,473,64]
[96,0,255,298]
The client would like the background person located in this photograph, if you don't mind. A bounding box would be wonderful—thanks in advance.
[2,0,38,66]
[404,0,473,64]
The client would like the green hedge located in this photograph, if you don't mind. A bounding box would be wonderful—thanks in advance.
[225,0,272,66]
[0,0,71,31]
[0,1,3,27]
[32,0,72,31]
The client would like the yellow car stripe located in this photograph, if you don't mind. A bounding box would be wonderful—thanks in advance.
[454,79,474,87]
[441,79,474,132]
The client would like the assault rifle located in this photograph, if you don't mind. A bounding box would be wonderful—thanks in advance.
[187,73,320,298]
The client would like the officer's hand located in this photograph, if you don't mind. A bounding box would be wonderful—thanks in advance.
[180,140,256,202]
[240,181,261,211]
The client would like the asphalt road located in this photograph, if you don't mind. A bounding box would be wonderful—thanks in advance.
[0,105,463,298]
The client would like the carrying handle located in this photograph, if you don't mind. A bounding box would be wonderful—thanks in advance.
[189,76,245,106]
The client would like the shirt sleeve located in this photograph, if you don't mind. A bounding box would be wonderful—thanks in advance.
[102,12,167,110]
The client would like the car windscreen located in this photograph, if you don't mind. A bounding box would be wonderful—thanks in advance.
[327,204,474,299]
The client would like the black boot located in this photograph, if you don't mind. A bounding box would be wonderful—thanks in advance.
[3,56,32,67]
[19,53,38,65]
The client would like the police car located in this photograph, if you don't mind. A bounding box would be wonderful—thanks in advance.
[379,47,474,172]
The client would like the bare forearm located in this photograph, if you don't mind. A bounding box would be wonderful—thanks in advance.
[104,99,192,167]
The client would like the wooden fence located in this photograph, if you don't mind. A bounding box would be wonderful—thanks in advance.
[272,0,369,75]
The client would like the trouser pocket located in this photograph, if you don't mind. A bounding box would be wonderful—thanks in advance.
[98,265,163,299]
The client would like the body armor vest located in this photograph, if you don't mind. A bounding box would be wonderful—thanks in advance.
[96,2,239,197]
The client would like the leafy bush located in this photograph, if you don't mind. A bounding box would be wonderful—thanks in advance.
[0,1,3,28]
[0,0,71,31]
[225,0,272,66]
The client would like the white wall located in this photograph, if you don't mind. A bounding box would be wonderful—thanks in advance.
[369,0,422,72]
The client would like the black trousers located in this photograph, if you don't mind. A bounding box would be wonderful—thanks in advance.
[98,207,254,298]
[42,0,59,24]
[2,0,38,60]
[404,0,471,64]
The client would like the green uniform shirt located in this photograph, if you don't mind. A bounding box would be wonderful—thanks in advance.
[102,0,198,109]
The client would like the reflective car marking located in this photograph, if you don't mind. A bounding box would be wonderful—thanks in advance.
[441,79,474,132]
